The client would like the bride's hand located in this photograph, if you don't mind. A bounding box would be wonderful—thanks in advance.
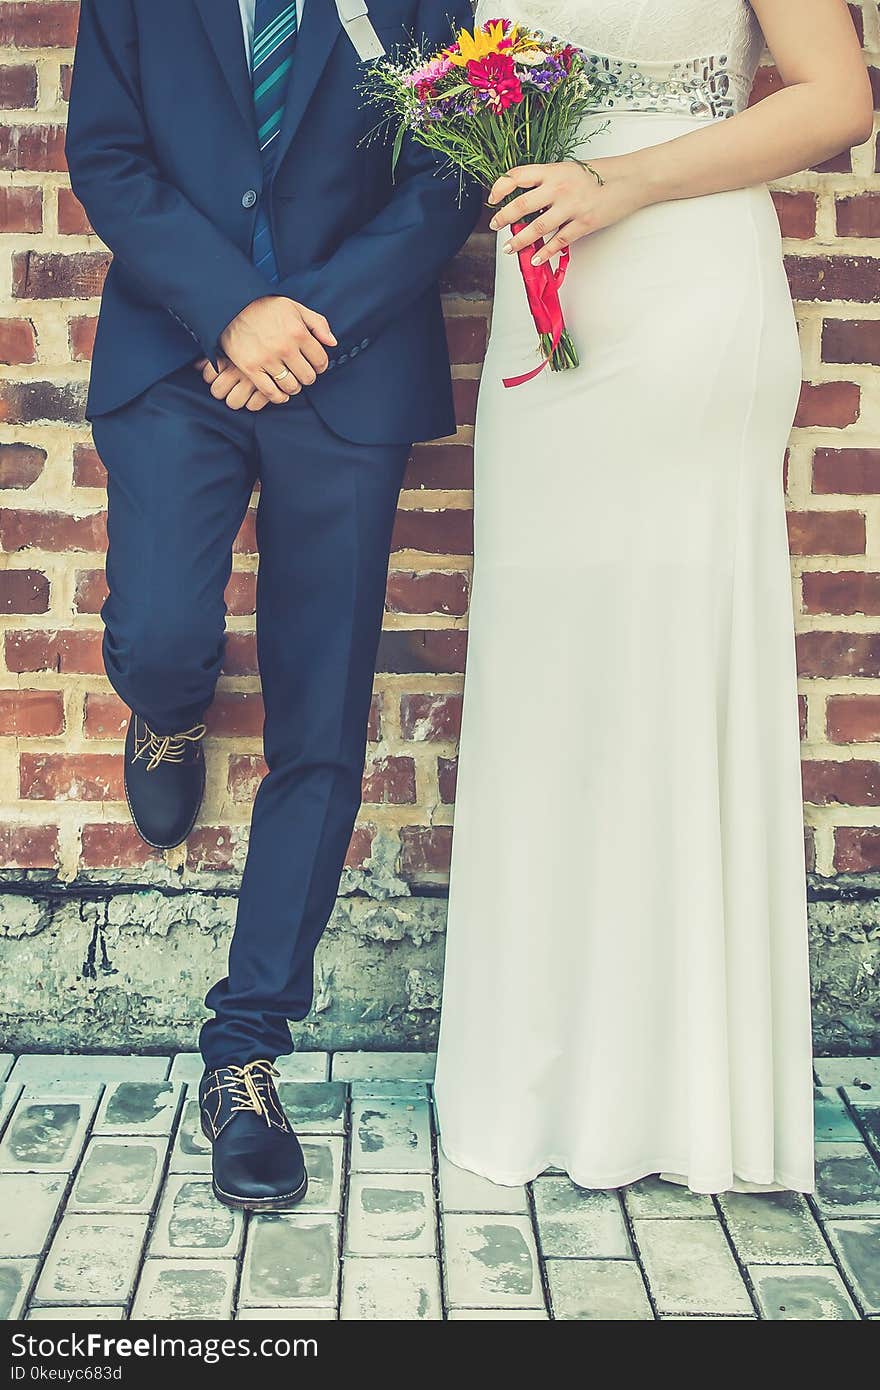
[487,157,647,266]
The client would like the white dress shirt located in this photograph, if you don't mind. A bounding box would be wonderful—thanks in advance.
[239,0,306,70]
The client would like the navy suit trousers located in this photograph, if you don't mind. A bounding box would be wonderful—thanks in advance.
[92,366,408,1066]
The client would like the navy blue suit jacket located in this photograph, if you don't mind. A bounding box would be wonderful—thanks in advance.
[65,0,482,443]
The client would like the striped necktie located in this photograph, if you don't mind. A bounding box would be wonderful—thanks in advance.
[251,0,298,283]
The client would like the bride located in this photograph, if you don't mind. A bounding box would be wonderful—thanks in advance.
[434,0,871,1194]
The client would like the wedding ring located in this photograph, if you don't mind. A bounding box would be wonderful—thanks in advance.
[274,367,291,381]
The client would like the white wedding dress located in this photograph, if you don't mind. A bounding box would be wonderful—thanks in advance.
[434,0,816,1194]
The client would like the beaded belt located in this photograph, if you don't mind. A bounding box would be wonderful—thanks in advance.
[582,52,742,121]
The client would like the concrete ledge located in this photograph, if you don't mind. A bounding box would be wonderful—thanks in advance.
[0,870,877,1053]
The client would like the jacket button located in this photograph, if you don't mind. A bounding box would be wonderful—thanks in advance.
[242,190,258,209]
[360,338,369,350]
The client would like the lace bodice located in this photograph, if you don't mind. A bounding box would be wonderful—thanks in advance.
[473,0,765,118]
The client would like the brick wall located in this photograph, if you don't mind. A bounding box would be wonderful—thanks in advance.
[0,1,879,897]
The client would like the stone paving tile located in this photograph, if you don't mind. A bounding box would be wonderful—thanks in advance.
[533,1178,632,1259]
[341,1256,442,1320]
[814,1088,862,1143]
[815,1058,880,1091]
[448,1308,549,1320]
[437,1151,528,1215]
[546,1258,653,1320]
[350,1098,432,1173]
[168,1052,330,1085]
[8,1055,168,1094]
[813,1142,880,1217]
[350,1080,430,1100]
[28,1307,124,1321]
[237,1307,338,1320]
[0,1056,13,1083]
[853,1106,880,1161]
[443,1213,544,1310]
[634,1219,753,1316]
[241,1215,339,1308]
[0,1095,97,1173]
[68,1137,167,1214]
[749,1264,859,1320]
[0,1173,67,1257]
[94,1081,184,1136]
[0,1083,22,1136]
[167,1054,204,1086]
[331,1052,436,1082]
[0,1260,37,1320]
[718,1191,831,1265]
[825,1220,880,1315]
[148,1175,243,1259]
[345,1173,437,1257]
[169,1097,211,1174]
[623,1176,715,1219]
[277,1081,346,1134]
[299,1137,344,1214]
[33,1214,148,1305]
[132,1259,236,1320]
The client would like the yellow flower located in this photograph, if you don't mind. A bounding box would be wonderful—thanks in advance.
[446,22,519,66]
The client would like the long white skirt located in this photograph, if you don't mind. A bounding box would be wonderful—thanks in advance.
[434,112,815,1195]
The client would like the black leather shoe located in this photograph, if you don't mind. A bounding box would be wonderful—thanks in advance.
[124,713,206,849]
[199,1061,308,1211]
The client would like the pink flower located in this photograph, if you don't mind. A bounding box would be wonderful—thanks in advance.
[465,52,523,111]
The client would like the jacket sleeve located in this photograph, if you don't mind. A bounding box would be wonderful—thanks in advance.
[275,0,484,359]
[65,0,269,360]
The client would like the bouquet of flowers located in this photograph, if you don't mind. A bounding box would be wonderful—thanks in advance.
[364,18,603,385]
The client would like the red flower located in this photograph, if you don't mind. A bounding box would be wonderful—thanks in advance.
[466,52,523,111]
[559,44,579,70]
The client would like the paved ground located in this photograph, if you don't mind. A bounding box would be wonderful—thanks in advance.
[0,1052,878,1321]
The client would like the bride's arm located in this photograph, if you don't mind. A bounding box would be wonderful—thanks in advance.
[489,0,873,267]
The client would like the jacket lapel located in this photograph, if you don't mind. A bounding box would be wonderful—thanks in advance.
[193,0,257,140]
[270,0,342,177]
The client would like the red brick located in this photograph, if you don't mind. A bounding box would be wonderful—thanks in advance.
[399,825,452,880]
[438,756,457,804]
[0,379,87,424]
[836,193,880,238]
[848,3,865,45]
[224,570,256,616]
[801,759,880,806]
[816,150,852,176]
[404,443,473,490]
[799,693,807,742]
[233,510,257,555]
[822,319,880,366]
[772,190,817,240]
[453,377,478,428]
[69,315,96,361]
[834,827,880,872]
[440,239,494,296]
[786,511,865,556]
[794,381,860,429]
[376,630,467,675]
[73,567,107,613]
[445,316,488,364]
[59,62,71,102]
[826,695,880,744]
[20,752,124,801]
[0,184,41,232]
[228,754,267,803]
[72,442,105,487]
[80,823,159,869]
[0,3,81,48]
[0,62,36,108]
[391,509,473,556]
[367,694,382,742]
[386,570,469,616]
[0,122,66,171]
[0,822,58,868]
[83,691,127,739]
[12,250,110,299]
[797,631,880,679]
[400,693,463,741]
[0,689,63,736]
[57,187,92,235]
[0,568,49,613]
[803,571,880,616]
[5,628,104,675]
[804,825,816,873]
[362,755,416,805]
[221,632,258,676]
[813,447,880,494]
[785,256,880,304]
[0,508,106,553]
[205,691,264,738]
[0,317,36,364]
[186,827,239,872]
[345,824,374,870]
[0,442,44,488]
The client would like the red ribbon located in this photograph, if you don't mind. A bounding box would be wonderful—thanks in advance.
[503,221,570,389]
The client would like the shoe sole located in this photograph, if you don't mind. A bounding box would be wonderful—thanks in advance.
[123,748,206,851]
[211,1170,309,1212]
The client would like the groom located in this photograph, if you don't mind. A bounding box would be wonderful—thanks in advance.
[66,0,479,1210]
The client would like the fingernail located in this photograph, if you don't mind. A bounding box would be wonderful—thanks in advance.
[489,218,499,231]
[503,243,514,254]
[531,255,542,265]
